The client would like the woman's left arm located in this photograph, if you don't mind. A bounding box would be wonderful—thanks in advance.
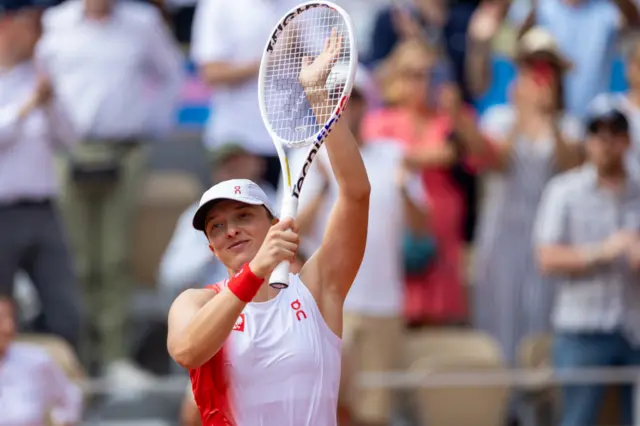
[297,31,371,299]
[301,116,371,299]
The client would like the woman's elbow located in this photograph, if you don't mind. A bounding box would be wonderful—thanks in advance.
[354,175,371,202]
[169,340,204,370]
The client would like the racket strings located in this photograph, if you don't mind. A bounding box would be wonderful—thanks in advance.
[263,6,351,146]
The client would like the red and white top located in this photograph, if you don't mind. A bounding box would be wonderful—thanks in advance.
[190,273,342,426]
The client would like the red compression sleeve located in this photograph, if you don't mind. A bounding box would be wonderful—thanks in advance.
[227,263,264,303]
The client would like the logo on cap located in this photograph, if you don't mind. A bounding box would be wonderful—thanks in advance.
[234,186,242,195]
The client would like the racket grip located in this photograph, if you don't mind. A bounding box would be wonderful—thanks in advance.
[269,261,290,289]
[269,197,298,289]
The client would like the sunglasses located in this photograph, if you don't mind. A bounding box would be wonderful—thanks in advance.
[588,117,629,135]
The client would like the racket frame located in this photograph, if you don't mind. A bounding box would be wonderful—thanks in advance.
[258,0,358,289]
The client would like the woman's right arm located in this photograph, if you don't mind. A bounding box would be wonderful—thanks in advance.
[167,288,247,370]
[167,218,298,370]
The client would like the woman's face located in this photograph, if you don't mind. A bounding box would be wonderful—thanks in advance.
[515,58,561,110]
[396,54,432,108]
[205,201,274,272]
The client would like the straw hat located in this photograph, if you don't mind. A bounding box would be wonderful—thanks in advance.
[516,26,573,71]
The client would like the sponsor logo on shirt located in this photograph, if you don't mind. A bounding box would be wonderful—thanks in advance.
[233,313,246,332]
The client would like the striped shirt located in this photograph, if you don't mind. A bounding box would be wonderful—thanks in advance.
[534,165,640,343]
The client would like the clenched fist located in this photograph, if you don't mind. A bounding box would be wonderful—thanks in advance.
[250,217,300,278]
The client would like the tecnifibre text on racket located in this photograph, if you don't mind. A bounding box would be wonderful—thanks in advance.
[258,1,357,289]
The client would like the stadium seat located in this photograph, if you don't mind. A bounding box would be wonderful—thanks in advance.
[410,354,510,426]
[518,333,557,426]
[517,333,623,426]
[132,170,202,288]
[405,328,504,368]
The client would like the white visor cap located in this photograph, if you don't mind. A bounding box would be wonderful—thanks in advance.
[192,179,277,231]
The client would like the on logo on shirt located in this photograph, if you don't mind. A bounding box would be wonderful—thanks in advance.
[233,313,246,332]
[291,299,307,321]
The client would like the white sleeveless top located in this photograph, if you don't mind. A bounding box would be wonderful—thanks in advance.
[222,273,342,426]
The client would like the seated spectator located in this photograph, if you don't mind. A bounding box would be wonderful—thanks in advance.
[363,40,487,326]
[158,143,278,302]
[535,95,640,426]
[0,295,83,425]
[473,26,584,367]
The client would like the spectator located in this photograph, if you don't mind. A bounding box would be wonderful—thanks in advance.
[0,295,83,425]
[465,0,510,99]
[0,0,82,349]
[288,63,429,426]
[473,26,584,367]
[363,40,486,325]
[36,0,184,380]
[369,0,485,243]
[368,0,480,102]
[190,0,298,189]
[158,143,277,303]
[535,94,640,426]
[476,0,640,117]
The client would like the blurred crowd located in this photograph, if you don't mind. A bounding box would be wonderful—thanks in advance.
[3,0,640,424]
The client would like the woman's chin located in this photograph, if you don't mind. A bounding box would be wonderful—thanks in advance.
[226,250,256,270]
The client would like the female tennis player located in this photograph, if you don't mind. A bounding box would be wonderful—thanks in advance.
[167,31,370,426]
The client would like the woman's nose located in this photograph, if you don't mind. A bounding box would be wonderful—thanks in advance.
[226,225,240,238]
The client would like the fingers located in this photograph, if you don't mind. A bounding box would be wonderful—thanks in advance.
[271,240,299,262]
[277,240,299,254]
[274,217,294,230]
[289,219,299,234]
[272,217,300,233]
[325,27,342,57]
[273,229,299,244]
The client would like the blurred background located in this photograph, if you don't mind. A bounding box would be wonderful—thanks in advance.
[2,0,640,424]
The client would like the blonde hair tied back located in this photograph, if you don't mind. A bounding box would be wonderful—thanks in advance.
[375,39,435,106]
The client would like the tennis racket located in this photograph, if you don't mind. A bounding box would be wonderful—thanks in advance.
[258,1,357,289]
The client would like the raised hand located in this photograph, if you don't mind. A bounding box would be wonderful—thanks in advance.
[468,0,507,43]
[249,217,300,279]
[299,27,343,98]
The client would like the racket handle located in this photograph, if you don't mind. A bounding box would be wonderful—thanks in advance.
[269,261,290,289]
[269,197,298,289]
